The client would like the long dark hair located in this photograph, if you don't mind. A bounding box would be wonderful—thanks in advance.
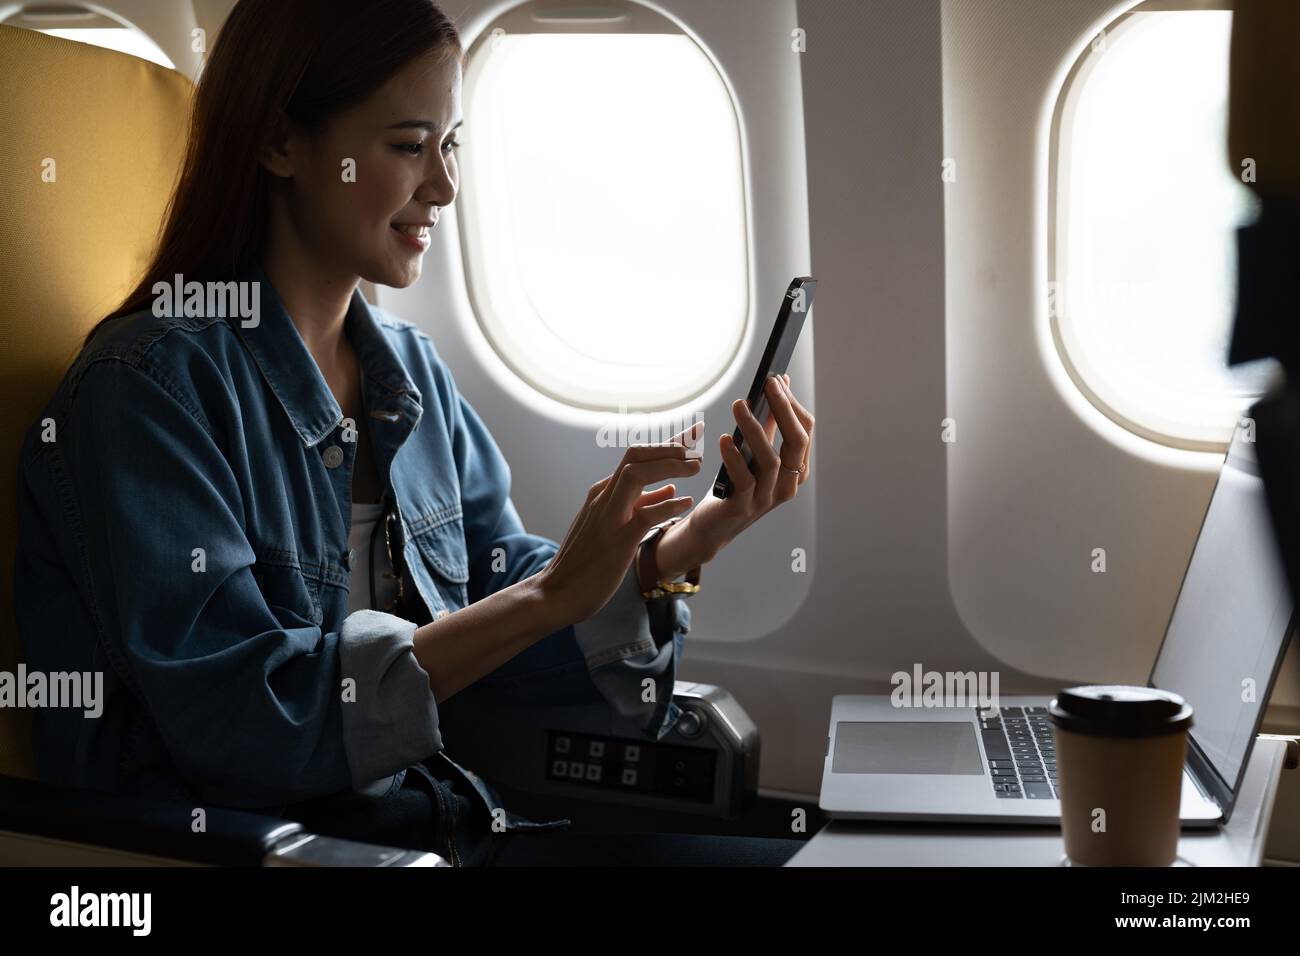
[81,0,463,348]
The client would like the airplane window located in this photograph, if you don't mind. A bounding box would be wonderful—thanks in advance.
[2,4,175,69]
[459,11,748,411]
[1050,4,1272,450]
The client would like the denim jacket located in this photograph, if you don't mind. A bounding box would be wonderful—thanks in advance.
[13,261,691,823]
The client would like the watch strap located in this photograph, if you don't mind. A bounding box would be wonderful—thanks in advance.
[637,517,701,599]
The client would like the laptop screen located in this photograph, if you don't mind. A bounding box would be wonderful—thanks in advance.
[1151,428,1294,793]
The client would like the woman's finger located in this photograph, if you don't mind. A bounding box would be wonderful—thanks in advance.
[765,375,808,472]
[610,456,701,521]
[760,381,780,445]
[718,431,755,496]
[781,374,814,431]
[667,420,706,458]
[620,441,694,464]
[778,375,813,482]
[733,397,778,505]
[733,398,777,466]
[636,483,677,507]
[633,495,694,532]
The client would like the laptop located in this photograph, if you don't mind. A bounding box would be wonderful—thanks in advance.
[820,426,1295,827]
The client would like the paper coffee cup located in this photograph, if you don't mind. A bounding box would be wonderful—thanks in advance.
[1049,686,1193,866]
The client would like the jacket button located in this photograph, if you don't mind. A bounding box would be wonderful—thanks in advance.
[322,445,344,468]
[346,548,356,570]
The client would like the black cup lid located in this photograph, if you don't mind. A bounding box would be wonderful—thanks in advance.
[1048,685,1193,737]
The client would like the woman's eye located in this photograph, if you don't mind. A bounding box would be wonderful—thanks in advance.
[392,140,459,156]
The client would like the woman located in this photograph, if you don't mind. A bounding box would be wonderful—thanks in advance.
[14,0,815,866]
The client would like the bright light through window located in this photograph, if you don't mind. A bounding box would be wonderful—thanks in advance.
[40,27,174,69]
[1054,9,1272,449]
[459,32,748,411]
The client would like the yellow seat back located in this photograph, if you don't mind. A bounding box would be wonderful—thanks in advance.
[0,24,192,779]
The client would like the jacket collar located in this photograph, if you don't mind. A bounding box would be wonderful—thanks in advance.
[231,260,422,448]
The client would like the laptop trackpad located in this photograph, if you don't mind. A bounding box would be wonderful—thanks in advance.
[832,721,983,774]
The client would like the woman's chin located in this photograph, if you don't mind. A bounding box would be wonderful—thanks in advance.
[368,259,422,290]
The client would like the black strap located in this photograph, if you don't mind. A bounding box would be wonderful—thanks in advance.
[368,501,382,610]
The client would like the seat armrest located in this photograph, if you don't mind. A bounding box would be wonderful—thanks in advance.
[0,774,301,866]
[436,680,760,818]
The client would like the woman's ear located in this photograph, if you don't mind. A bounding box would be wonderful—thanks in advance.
[258,110,296,178]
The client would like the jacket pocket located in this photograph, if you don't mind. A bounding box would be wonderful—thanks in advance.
[411,512,470,611]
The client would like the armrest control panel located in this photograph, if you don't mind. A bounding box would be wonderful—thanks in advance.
[545,730,717,803]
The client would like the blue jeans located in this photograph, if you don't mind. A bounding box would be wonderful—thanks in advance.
[281,759,802,867]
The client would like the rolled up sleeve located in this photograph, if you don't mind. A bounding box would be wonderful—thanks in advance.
[572,563,693,739]
[337,609,442,791]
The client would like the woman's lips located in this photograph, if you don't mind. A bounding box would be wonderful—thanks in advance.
[390,222,431,252]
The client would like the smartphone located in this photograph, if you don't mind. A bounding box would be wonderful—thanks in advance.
[712,276,816,498]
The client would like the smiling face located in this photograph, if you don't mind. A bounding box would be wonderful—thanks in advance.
[262,48,463,289]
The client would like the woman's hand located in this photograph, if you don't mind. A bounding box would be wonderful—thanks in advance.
[653,373,814,579]
[539,441,702,623]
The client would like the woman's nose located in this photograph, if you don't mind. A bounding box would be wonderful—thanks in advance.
[419,169,456,208]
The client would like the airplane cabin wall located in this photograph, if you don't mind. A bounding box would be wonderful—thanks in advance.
[942,0,1298,727]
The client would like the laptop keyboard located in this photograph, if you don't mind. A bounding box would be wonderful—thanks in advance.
[978,705,1059,800]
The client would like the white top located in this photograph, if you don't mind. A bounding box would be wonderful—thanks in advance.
[348,500,400,615]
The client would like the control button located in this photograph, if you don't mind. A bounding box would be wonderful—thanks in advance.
[623,744,640,762]
[322,445,344,469]
[675,709,706,739]
[556,737,571,754]
[589,741,604,757]
[346,548,356,570]
[552,760,568,777]
[568,761,583,778]
[585,764,601,781]
[621,768,638,786]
